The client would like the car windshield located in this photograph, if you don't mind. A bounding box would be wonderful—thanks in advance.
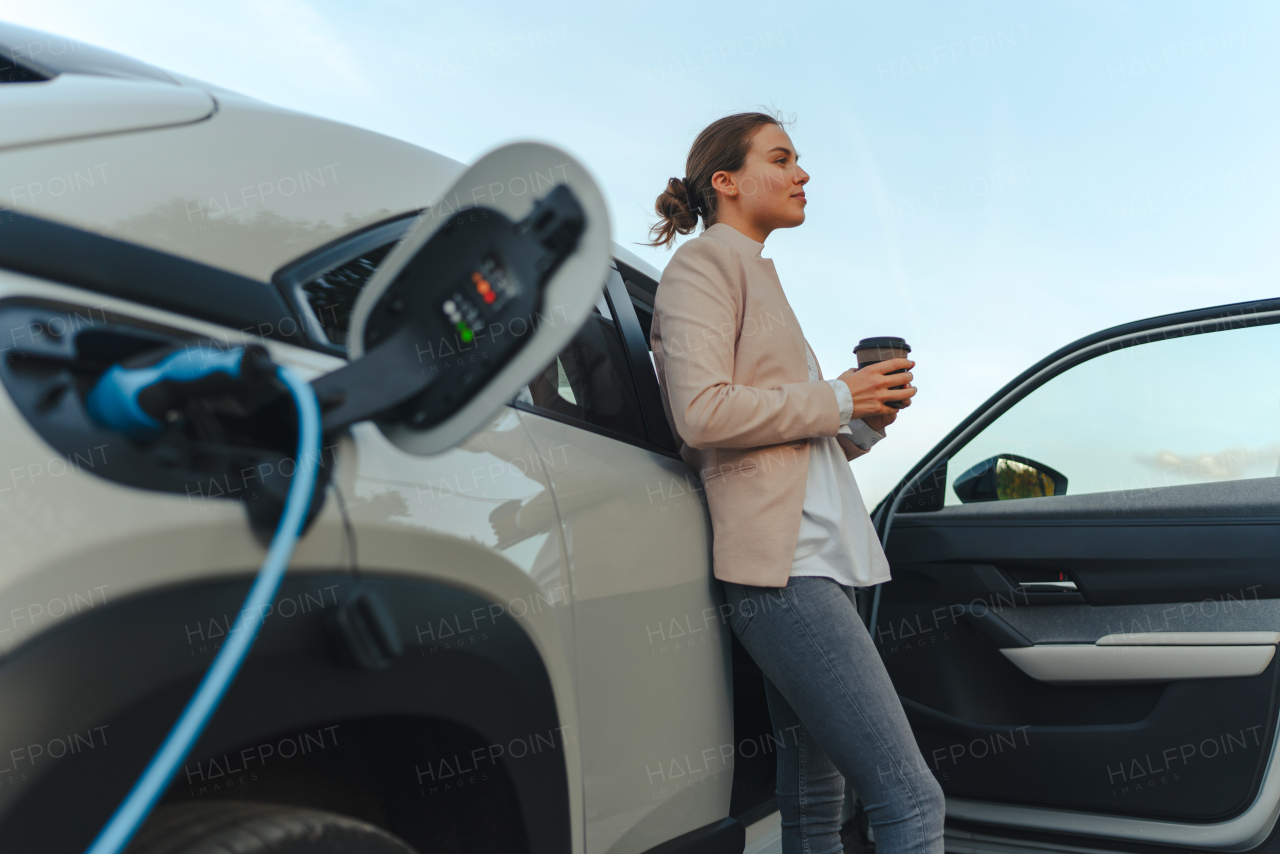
[0,21,176,83]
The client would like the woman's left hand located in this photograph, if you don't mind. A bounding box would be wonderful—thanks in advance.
[860,386,911,433]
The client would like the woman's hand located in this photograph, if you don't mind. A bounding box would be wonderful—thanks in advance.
[861,410,898,434]
[837,359,916,418]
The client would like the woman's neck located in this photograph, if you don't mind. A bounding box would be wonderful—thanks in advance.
[713,208,771,244]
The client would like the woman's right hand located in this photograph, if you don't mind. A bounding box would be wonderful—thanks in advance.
[838,359,916,417]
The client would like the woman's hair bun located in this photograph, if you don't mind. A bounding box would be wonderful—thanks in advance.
[646,176,702,249]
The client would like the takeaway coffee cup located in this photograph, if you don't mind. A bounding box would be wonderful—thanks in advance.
[854,336,912,409]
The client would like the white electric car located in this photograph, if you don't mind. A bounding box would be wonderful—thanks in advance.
[3,21,1280,854]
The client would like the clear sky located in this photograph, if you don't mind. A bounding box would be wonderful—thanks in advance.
[6,1,1278,504]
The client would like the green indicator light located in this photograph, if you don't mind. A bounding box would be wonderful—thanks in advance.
[459,325,474,343]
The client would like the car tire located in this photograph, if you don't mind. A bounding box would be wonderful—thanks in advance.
[125,800,418,854]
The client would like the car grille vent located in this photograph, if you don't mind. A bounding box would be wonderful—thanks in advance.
[300,242,395,346]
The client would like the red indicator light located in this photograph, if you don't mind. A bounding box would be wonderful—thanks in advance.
[483,291,496,304]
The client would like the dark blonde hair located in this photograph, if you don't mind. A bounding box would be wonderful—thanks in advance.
[646,111,783,248]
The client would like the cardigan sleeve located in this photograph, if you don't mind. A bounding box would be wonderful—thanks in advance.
[651,240,842,450]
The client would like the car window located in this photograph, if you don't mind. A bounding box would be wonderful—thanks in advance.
[515,289,647,444]
[943,319,1280,506]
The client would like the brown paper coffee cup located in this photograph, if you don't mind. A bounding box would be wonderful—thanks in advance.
[854,336,912,409]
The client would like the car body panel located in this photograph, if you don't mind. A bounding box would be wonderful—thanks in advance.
[0,269,586,852]
[519,411,729,854]
[0,91,463,283]
[0,73,214,152]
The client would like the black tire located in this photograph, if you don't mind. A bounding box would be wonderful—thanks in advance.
[125,801,418,854]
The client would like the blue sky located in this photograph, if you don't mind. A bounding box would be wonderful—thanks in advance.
[8,0,1278,503]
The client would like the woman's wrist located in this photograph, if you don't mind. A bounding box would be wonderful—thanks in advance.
[846,418,885,451]
[827,378,855,423]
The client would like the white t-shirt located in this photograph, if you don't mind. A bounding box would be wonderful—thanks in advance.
[789,342,892,587]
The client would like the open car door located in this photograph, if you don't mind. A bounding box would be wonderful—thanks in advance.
[871,297,1280,852]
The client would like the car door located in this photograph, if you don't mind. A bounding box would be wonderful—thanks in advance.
[515,265,735,854]
[872,297,1280,852]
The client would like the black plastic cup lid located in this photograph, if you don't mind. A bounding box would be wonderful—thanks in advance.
[855,336,911,353]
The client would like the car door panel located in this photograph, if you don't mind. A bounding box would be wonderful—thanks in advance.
[890,485,1280,608]
[522,412,728,854]
[506,265,731,853]
[883,490,1280,823]
[874,301,1280,846]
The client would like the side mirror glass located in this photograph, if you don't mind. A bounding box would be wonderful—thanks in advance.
[312,142,612,454]
[953,454,1068,503]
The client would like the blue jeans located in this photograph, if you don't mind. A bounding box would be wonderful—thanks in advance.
[723,575,945,854]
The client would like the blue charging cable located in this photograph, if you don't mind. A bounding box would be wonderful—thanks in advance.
[83,350,322,854]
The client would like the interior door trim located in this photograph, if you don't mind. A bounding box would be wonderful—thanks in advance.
[1000,644,1276,684]
[1097,632,1280,646]
[945,776,1280,851]
[943,824,1133,854]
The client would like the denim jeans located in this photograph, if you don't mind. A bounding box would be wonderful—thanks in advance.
[723,575,945,854]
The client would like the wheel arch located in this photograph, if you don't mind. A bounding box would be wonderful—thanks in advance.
[0,570,572,854]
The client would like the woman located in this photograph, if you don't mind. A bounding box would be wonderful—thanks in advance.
[646,112,944,854]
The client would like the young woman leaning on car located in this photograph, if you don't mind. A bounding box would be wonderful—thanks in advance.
[646,112,943,854]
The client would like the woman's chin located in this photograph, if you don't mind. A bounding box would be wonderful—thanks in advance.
[764,206,806,230]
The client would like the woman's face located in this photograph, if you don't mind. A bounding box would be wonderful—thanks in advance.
[716,123,810,231]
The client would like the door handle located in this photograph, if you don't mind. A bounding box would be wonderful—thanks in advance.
[972,564,1084,604]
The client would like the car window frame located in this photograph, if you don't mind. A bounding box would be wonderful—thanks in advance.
[874,297,1280,532]
[602,266,678,451]
[511,268,680,458]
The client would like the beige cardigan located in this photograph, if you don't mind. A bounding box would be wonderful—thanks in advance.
[650,223,864,587]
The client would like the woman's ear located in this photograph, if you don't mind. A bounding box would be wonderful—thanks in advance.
[710,169,737,199]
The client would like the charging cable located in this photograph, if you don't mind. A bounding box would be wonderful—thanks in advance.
[82,350,322,854]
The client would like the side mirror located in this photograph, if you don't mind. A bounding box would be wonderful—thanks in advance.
[953,454,1067,503]
[312,142,612,454]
